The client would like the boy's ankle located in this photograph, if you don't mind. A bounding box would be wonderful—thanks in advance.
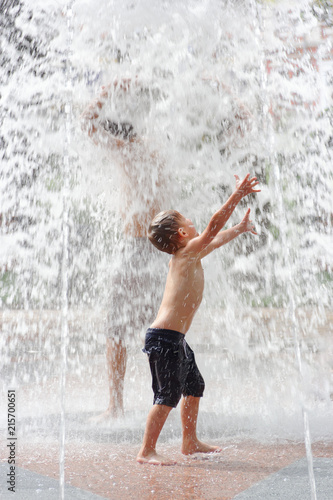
[181,438,222,455]
[136,448,177,466]
[138,445,155,458]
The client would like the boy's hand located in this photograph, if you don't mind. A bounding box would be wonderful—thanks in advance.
[234,173,260,198]
[239,208,257,235]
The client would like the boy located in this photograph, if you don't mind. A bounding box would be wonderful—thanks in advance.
[137,173,260,465]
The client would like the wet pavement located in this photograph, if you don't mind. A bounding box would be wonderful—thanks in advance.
[0,463,106,500]
[1,435,333,499]
[233,457,333,500]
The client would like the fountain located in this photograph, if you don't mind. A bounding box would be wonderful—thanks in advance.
[0,0,332,499]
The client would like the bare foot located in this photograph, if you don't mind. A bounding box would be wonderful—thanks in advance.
[181,439,222,455]
[88,407,123,424]
[136,450,177,466]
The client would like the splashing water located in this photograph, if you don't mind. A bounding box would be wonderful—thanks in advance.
[0,0,332,491]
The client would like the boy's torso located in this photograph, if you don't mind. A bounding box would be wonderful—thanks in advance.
[151,253,204,334]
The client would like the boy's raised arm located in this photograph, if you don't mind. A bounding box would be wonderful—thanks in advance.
[187,174,260,255]
[198,208,256,259]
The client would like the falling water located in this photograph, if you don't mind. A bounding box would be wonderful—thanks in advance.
[0,0,332,497]
[59,3,74,499]
[251,2,322,497]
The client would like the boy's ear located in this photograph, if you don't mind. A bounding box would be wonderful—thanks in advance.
[177,227,188,238]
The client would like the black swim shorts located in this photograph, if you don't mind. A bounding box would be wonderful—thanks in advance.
[143,328,205,408]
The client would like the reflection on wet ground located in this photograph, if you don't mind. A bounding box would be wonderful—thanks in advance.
[1,437,331,500]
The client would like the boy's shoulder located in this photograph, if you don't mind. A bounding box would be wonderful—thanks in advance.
[171,246,201,266]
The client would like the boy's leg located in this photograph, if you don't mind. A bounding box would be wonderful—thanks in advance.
[137,404,176,465]
[180,396,222,455]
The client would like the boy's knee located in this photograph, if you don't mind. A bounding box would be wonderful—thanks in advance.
[153,395,180,408]
[184,374,205,399]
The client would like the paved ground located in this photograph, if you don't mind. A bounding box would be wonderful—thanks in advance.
[0,463,106,500]
[1,435,333,500]
[233,457,333,500]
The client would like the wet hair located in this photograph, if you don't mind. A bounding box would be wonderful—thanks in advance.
[101,119,137,140]
[148,210,184,255]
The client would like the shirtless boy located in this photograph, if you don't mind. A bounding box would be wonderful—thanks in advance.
[136,173,260,465]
